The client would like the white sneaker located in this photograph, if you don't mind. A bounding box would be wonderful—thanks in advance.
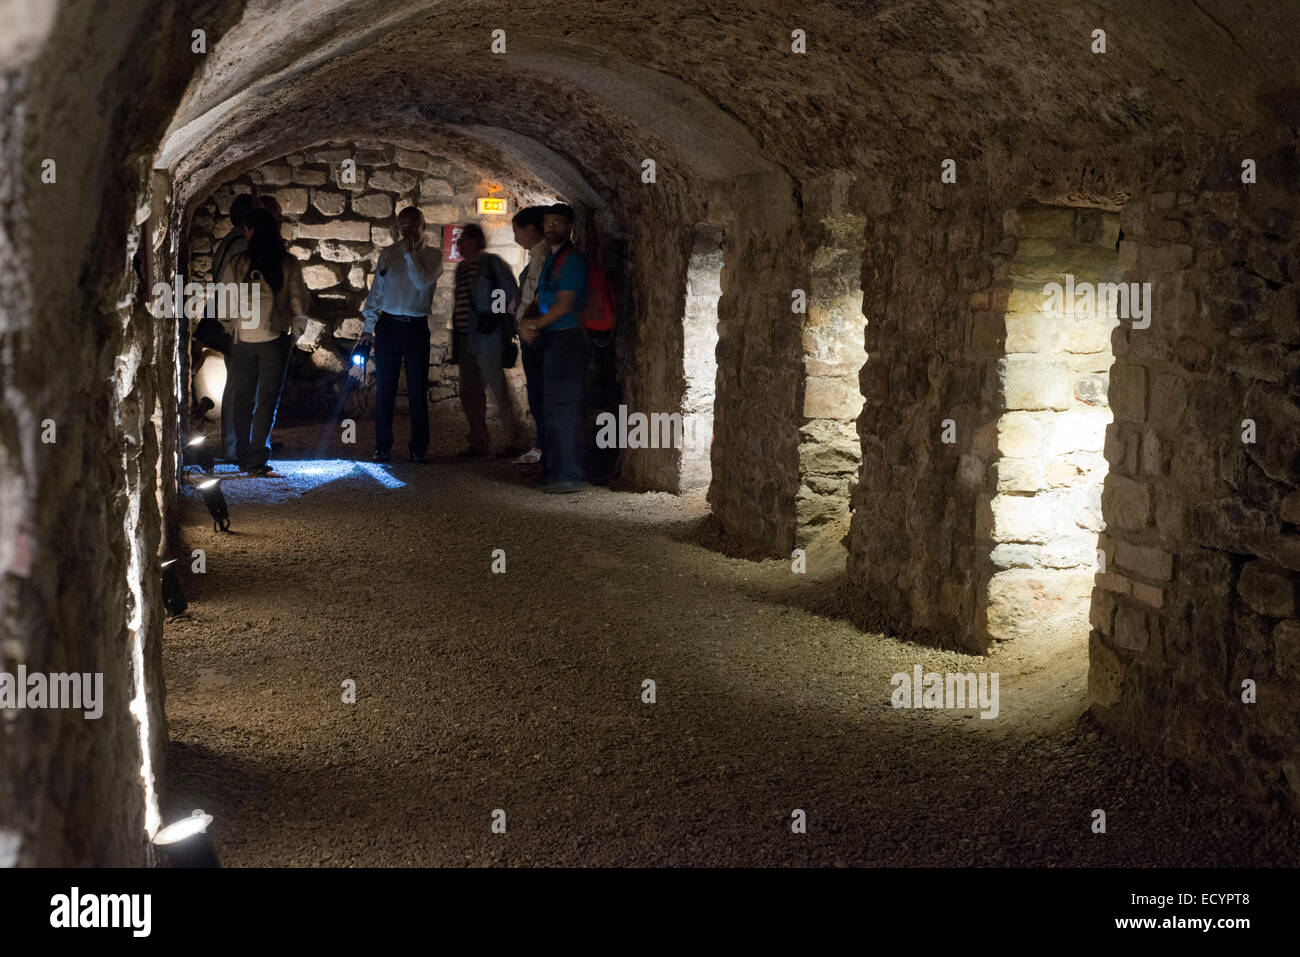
[513,448,542,465]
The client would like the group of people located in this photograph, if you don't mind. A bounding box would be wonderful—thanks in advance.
[356,202,592,493]
[200,196,594,493]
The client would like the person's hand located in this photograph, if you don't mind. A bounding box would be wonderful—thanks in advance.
[357,331,374,348]
[518,321,539,344]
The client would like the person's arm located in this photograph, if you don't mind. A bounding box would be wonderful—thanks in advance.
[286,260,311,335]
[216,257,240,334]
[533,291,576,329]
[532,254,584,329]
[361,250,387,334]
[403,244,441,293]
[490,255,519,318]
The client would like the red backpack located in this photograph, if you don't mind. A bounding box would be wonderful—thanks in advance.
[551,247,616,332]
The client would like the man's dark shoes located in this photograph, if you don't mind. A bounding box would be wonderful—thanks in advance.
[372,449,391,463]
[457,447,487,458]
[409,452,428,464]
[538,480,586,494]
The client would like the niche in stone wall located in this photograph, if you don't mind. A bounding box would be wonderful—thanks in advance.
[978,204,1122,646]
[680,225,724,490]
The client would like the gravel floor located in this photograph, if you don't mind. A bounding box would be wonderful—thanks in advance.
[162,420,1300,866]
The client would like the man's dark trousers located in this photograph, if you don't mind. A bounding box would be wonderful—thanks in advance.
[228,333,291,470]
[374,312,431,456]
[219,366,237,460]
[541,327,586,484]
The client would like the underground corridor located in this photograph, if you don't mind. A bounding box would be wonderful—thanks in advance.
[3,0,1300,879]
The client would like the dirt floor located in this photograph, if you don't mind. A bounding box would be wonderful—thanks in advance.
[162,417,1300,866]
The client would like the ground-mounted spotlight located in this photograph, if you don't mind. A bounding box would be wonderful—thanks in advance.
[161,559,188,619]
[198,478,230,532]
[184,434,215,473]
[152,809,219,868]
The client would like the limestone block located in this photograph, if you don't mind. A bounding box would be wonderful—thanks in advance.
[1109,364,1147,422]
[1047,407,1108,454]
[294,318,326,351]
[268,187,306,216]
[288,243,311,261]
[996,411,1043,458]
[260,164,292,185]
[1192,497,1279,555]
[1003,312,1050,353]
[1131,581,1164,608]
[986,568,1092,641]
[1073,372,1108,406]
[990,543,1038,568]
[989,493,1055,543]
[1238,561,1299,618]
[319,239,366,262]
[310,189,346,216]
[352,192,394,219]
[311,149,352,165]
[1114,541,1173,581]
[1112,601,1149,652]
[310,346,346,374]
[999,358,1071,411]
[803,376,854,420]
[992,458,1042,492]
[419,203,459,224]
[371,226,394,248]
[394,148,428,170]
[1275,620,1300,679]
[334,317,364,339]
[419,177,454,199]
[1281,491,1300,525]
[293,168,327,186]
[370,168,418,192]
[347,266,366,289]
[1088,631,1124,706]
[1103,475,1152,531]
[303,263,341,290]
[1062,315,1114,354]
[298,220,370,242]
[333,168,366,192]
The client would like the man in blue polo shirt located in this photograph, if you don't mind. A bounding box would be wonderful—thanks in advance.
[518,204,588,493]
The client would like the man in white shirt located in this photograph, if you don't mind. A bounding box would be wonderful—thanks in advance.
[358,206,443,463]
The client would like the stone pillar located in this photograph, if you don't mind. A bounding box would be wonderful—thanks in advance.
[1088,154,1300,812]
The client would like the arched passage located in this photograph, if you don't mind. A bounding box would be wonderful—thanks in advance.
[4,0,1300,867]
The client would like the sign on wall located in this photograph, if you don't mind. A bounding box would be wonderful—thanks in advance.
[442,224,463,262]
[477,197,508,215]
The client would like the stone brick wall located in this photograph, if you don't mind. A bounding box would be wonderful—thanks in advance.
[975,206,1120,645]
[799,201,867,539]
[188,141,535,435]
[1087,149,1300,811]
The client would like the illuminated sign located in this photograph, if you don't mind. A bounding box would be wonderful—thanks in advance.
[477,197,508,215]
